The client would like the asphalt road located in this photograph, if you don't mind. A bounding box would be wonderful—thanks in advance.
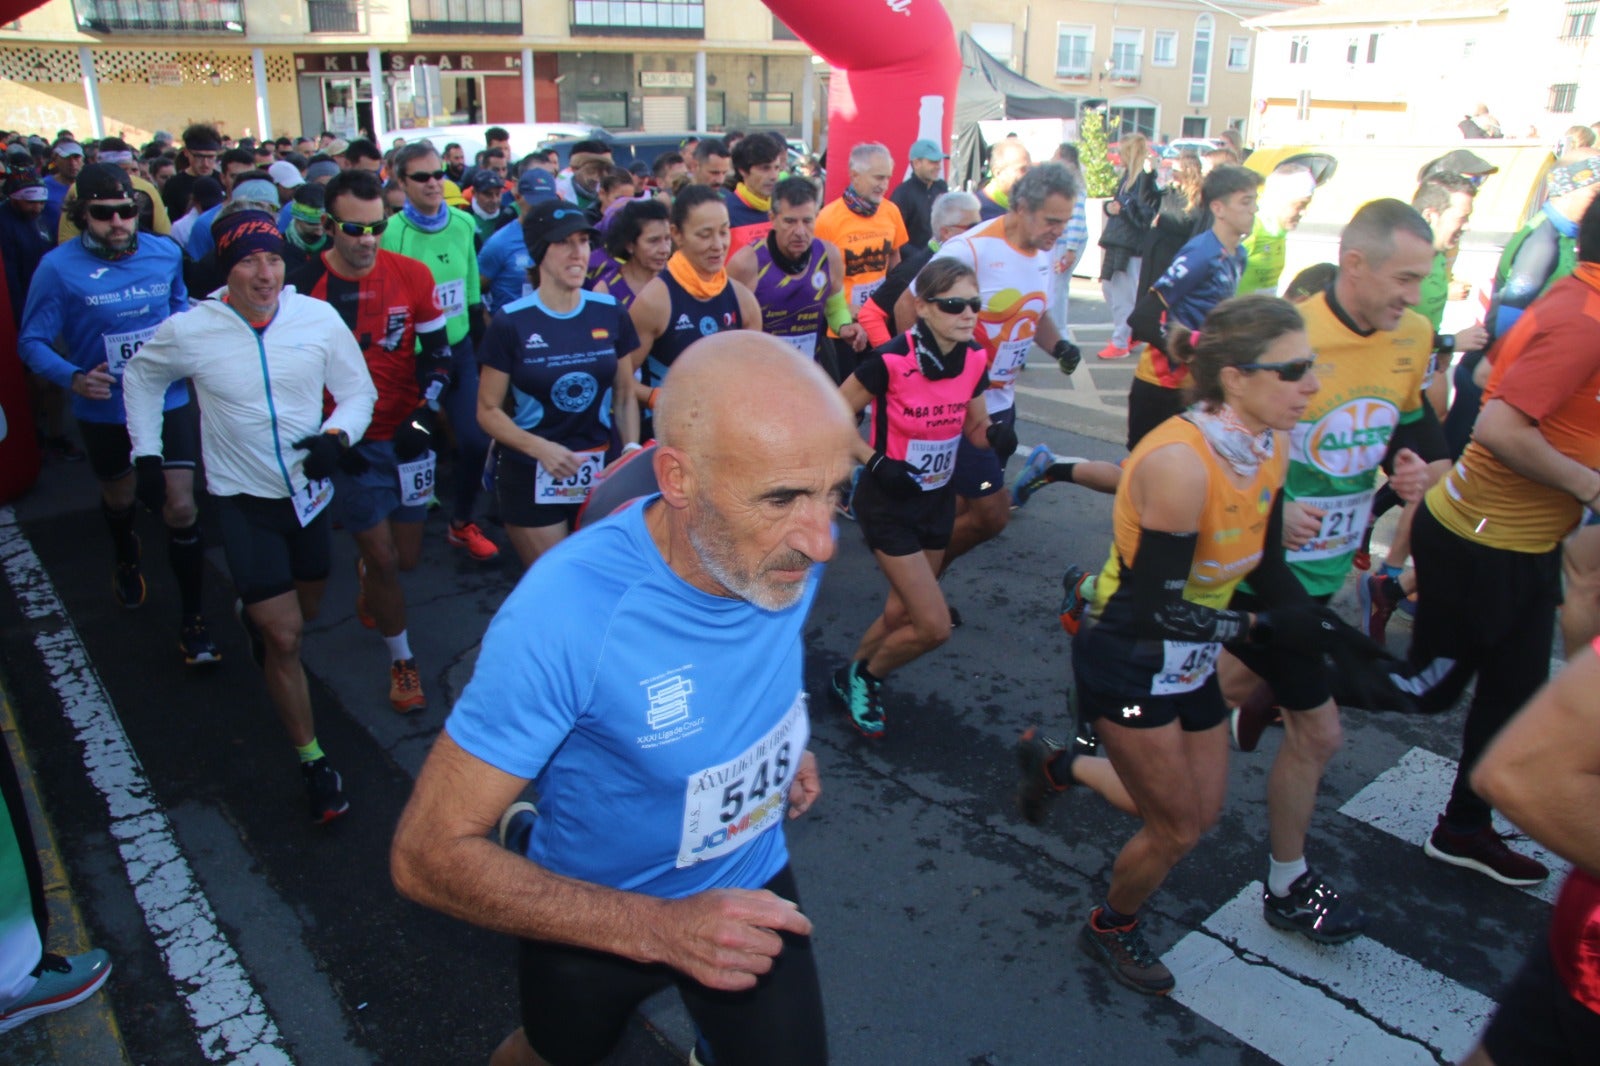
[0,292,1559,1065]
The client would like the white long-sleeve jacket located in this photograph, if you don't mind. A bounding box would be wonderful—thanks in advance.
[124,286,377,500]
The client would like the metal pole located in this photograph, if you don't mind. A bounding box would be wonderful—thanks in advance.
[78,47,104,139]
[251,48,271,139]
[694,50,707,131]
[521,48,535,121]
[367,46,386,144]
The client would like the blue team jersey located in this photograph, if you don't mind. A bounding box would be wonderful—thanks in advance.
[1152,229,1248,332]
[477,220,534,314]
[18,236,189,424]
[478,289,639,463]
[643,271,744,388]
[446,497,817,897]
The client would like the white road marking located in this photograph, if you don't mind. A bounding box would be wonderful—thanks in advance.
[1339,745,1566,904]
[1166,883,1495,1065]
[0,509,293,1064]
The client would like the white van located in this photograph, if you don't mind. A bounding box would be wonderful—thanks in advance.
[399,123,600,164]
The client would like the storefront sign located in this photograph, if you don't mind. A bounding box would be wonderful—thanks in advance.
[640,71,694,89]
[148,62,183,87]
[295,52,522,75]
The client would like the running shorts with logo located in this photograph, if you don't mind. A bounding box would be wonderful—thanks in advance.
[851,330,988,555]
[81,399,200,482]
[215,493,333,605]
[751,238,830,360]
[1075,416,1288,730]
[479,289,638,529]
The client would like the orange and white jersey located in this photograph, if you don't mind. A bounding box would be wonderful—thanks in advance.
[929,217,1051,415]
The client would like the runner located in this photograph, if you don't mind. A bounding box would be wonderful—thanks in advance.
[466,169,517,250]
[1235,164,1317,296]
[380,141,499,563]
[477,200,641,570]
[287,168,453,714]
[158,123,222,222]
[687,138,731,188]
[814,143,908,382]
[124,207,377,823]
[592,197,671,309]
[391,334,842,1066]
[830,259,1003,736]
[973,139,1031,221]
[727,176,864,366]
[17,163,218,664]
[723,132,785,250]
[1015,293,1333,995]
[477,169,563,316]
[863,190,981,345]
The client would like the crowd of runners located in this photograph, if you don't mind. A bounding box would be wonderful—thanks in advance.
[0,118,1597,1066]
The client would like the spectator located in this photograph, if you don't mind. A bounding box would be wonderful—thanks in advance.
[344,138,383,174]
[888,138,949,252]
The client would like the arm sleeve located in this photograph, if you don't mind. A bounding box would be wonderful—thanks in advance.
[16,265,79,387]
[1241,494,1313,608]
[121,316,189,457]
[320,319,378,443]
[1126,528,1252,643]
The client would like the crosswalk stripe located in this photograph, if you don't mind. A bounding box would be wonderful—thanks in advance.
[1338,745,1567,905]
[1166,883,1494,1065]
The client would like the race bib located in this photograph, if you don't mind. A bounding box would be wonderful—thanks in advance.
[905,435,959,491]
[1152,641,1221,696]
[397,451,436,508]
[534,448,605,504]
[1291,490,1376,562]
[434,279,467,317]
[293,478,334,527]
[987,337,1033,387]
[849,278,883,311]
[776,333,818,358]
[104,325,158,376]
[678,692,809,868]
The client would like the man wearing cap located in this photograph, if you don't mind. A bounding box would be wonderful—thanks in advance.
[267,160,305,231]
[41,140,83,238]
[723,132,786,250]
[279,183,331,273]
[1236,163,1317,296]
[0,170,52,328]
[477,169,560,315]
[888,138,949,254]
[466,169,517,250]
[160,123,222,223]
[18,163,218,666]
[124,205,377,825]
[57,136,170,242]
[556,139,614,215]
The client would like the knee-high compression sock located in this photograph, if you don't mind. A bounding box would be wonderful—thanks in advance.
[167,523,204,619]
[102,500,138,566]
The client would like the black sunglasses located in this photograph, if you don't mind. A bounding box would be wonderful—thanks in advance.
[930,296,982,314]
[325,214,387,237]
[1237,358,1316,382]
[87,202,138,221]
[405,169,447,184]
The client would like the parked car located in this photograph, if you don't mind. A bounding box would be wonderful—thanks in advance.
[401,122,600,164]
[1161,137,1224,159]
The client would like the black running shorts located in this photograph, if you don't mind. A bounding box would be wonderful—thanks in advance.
[1071,642,1230,733]
[1224,590,1334,713]
[494,454,583,531]
[214,493,332,605]
[852,477,956,557]
[80,401,200,483]
[950,405,1013,499]
[517,866,827,1066]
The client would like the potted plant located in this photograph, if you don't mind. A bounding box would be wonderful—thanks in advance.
[1076,107,1120,278]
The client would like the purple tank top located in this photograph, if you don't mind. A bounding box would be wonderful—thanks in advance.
[752,239,830,358]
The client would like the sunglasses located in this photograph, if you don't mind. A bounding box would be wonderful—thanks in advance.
[1237,358,1316,382]
[405,169,447,184]
[325,214,387,237]
[87,202,138,221]
[929,296,982,314]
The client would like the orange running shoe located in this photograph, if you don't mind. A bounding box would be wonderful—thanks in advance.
[446,520,500,562]
[389,658,426,714]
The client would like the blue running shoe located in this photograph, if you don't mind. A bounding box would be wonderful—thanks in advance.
[830,662,885,737]
[1011,445,1054,508]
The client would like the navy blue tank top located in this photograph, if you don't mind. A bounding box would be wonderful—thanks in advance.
[643,270,745,387]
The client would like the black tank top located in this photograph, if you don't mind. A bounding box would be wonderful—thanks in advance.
[642,269,744,387]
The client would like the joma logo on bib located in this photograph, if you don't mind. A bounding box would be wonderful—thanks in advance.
[1298,399,1398,477]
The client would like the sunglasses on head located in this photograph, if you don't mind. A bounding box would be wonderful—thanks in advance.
[87,202,138,221]
[405,169,447,184]
[1237,358,1316,382]
[325,214,387,237]
[929,296,982,314]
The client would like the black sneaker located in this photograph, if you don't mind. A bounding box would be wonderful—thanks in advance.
[113,535,145,609]
[1079,909,1174,995]
[1015,726,1074,824]
[301,758,349,824]
[234,598,266,669]
[1263,869,1366,944]
[1423,817,1549,886]
[179,616,221,667]
[830,662,885,737]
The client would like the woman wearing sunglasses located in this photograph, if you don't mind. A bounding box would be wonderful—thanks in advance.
[1014,293,1343,997]
[830,259,1013,737]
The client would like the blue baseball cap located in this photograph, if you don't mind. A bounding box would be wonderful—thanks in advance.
[517,168,558,205]
[908,139,947,161]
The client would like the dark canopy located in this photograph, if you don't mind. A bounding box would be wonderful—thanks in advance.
[951,33,1090,190]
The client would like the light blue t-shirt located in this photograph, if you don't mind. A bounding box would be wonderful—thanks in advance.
[477,218,533,314]
[445,497,818,898]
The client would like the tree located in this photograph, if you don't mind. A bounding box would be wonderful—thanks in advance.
[1079,107,1120,197]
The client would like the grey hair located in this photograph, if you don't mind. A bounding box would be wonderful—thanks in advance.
[1011,162,1081,213]
[930,190,980,231]
[848,142,892,174]
[1339,198,1434,266]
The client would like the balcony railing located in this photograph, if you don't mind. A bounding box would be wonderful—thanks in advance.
[409,0,520,35]
[570,0,705,38]
[74,0,243,32]
[307,0,358,32]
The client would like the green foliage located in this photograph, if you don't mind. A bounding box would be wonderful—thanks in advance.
[1079,108,1120,198]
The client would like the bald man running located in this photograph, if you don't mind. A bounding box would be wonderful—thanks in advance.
[392,333,851,1066]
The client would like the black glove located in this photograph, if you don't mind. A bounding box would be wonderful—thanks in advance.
[293,432,351,480]
[1053,338,1082,376]
[392,406,436,462]
[986,421,1018,464]
[866,451,922,500]
[420,368,451,412]
[133,455,166,513]
[1248,603,1345,655]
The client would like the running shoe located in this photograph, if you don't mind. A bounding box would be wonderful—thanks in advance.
[1095,344,1129,361]
[301,757,349,824]
[1358,573,1402,645]
[234,598,266,669]
[355,558,375,629]
[389,658,426,714]
[497,800,538,854]
[446,520,500,562]
[1228,682,1280,753]
[836,465,861,522]
[179,616,221,667]
[1351,550,1372,572]
[0,950,112,1034]
[1262,869,1366,944]
[1423,818,1548,886]
[113,534,145,609]
[830,662,885,737]
[1011,445,1053,508]
[1058,564,1092,636]
[1079,910,1174,995]
[1014,726,1074,824]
